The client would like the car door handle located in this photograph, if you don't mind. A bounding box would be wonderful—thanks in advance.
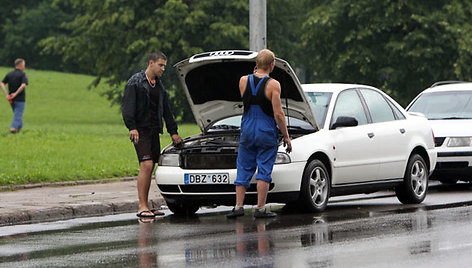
[399,128,406,134]
[367,132,375,138]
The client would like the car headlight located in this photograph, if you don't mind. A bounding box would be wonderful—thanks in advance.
[158,154,180,166]
[275,152,291,164]
[447,137,472,147]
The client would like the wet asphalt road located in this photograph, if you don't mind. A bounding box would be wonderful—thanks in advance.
[0,183,471,267]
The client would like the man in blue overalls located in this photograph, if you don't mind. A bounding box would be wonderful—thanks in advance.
[227,49,292,218]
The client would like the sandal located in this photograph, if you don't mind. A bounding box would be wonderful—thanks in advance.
[151,209,165,216]
[136,210,156,218]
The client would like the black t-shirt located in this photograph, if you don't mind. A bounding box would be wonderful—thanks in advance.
[2,69,28,102]
[149,80,161,127]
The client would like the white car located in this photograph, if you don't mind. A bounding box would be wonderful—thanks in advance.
[407,81,472,184]
[156,50,436,215]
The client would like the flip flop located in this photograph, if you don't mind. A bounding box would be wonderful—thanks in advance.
[151,209,165,216]
[136,210,156,218]
[138,217,155,223]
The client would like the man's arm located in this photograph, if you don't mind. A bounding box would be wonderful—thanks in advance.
[268,80,292,153]
[9,83,26,99]
[1,82,8,98]
[121,82,137,131]
[239,76,248,96]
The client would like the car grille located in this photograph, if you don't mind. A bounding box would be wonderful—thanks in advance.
[435,137,446,147]
[158,183,274,193]
[182,153,237,169]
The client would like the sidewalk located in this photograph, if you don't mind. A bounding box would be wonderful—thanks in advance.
[0,178,165,226]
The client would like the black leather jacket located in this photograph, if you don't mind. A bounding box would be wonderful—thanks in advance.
[121,70,178,135]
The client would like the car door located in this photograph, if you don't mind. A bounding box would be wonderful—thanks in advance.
[359,88,410,180]
[329,89,379,184]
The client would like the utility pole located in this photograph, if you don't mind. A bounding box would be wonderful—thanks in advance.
[249,0,266,52]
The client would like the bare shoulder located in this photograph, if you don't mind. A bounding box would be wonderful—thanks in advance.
[267,77,281,91]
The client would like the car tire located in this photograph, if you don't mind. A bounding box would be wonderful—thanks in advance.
[166,202,199,216]
[299,159,330,212]
[395,154,428,204]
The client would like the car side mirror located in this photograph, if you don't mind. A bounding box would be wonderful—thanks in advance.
[331,116,358,129]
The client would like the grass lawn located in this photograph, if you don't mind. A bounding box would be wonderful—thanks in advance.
[0,67,200,186]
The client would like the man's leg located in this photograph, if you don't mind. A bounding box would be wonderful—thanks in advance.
[253,145,277,218]
[10,101,25,132]
[235,185,246,207]
[256,180,270,208]
[137,160,155,215]
[227,143,255,218]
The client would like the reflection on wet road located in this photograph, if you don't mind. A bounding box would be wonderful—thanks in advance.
[1,184,472,267]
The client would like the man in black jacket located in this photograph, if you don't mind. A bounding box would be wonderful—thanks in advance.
[122,52,182,218]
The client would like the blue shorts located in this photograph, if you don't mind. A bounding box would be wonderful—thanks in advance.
[235,143,278,189]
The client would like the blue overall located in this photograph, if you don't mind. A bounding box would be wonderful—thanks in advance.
[235,75,278,189]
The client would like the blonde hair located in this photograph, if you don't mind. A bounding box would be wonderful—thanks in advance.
[256,49,275,70]
[14,58,25,67]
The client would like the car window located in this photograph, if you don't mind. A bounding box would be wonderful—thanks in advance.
[304,92,332,128]
[331,89,368,127]
[388,100,406,120]
[408,91,472,119]
[360,89,396,123]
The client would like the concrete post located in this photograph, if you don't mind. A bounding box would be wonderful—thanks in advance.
[249,0,266,52]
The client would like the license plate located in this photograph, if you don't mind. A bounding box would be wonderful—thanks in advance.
[184,173,230,184]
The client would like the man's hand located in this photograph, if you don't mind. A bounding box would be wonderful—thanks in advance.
[129,129,139,144]
[283,136,292,153]
[171,134,183,147]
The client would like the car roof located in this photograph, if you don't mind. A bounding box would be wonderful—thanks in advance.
[420,82,472,93]
[301,83,378,93]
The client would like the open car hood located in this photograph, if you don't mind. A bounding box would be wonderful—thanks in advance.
[174,50,318,133]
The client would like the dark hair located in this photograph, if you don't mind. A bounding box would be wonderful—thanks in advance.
[148,52,167,63]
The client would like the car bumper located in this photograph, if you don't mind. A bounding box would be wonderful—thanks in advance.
[155,161,307,205]
[431,150,472,180]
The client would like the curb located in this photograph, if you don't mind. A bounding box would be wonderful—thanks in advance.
[0,177,137,191]
[0,198,166,227]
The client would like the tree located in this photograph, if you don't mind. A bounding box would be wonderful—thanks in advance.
[40,0,249,123]
[267,0,322,83]
[301,0,472,105]
[0,0,76,71]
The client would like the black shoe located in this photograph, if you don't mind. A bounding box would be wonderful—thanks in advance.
[226,207,244,218]
[254,207,277,218]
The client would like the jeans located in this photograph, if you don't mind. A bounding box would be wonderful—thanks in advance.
[11,101,25,130]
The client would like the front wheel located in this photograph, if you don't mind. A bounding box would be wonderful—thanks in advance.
[299,159,330,212]
[166,202,199,216]
[395,154,428,204]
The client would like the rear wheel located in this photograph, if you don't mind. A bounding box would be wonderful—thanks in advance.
[395,154,428,204]
[166,202,199,216]
[299,159,330,212]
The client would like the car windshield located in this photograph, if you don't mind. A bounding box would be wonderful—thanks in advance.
[304,92,332,128]
[408,91,472,120]
[208,115,315,132]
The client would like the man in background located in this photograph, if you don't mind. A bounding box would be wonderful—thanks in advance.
[1,58,28,134]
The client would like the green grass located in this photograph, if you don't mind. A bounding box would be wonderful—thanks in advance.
[0,67,200,186]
